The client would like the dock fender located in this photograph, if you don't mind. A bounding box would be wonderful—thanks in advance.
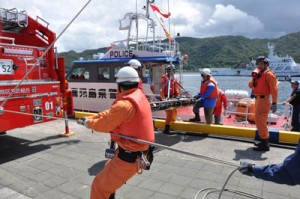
[255,128,279,144]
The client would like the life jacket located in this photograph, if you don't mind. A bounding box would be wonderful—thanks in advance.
[252,69,275,95]
[160,74,179,97]
[111,89,154,151]
[235,99,255,122]
[216,89,225,107]
[200,78,218,98]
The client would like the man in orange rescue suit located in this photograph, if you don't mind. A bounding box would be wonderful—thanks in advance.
[77,66,155,199]
[160,64,180,134]
[249,56,278,151]
[214,88,228,124]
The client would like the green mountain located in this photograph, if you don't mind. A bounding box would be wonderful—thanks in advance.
[59,31,300,72]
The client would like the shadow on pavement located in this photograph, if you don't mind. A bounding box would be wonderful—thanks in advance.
[88,160,106,176]
[233,147,268,161]
[0,134,80,164]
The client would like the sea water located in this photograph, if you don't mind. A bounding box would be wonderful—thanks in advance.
[182,72,297,104]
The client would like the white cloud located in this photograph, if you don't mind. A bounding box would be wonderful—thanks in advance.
[2,0,300,52]
[192,4,264,38]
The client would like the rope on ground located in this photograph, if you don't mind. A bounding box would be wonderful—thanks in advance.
[110,133,266,199]
[194,167,264,199]
[1,108,238,167]
[3,110,265,198]
[2,107,237,167]
[111,132,238,167]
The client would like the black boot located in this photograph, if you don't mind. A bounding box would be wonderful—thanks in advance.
[163,124,171,134]
[189,113,200,122]
[253,139,270,151]
[109,192,115,199]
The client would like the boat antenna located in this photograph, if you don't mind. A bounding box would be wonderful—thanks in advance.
[145,0,155,18]
[135,0,138,50]
[167,0,171,44]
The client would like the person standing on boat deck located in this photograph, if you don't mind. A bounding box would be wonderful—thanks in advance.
[189,68,218,124]
[159,64,180,134]
[249,56,278,151]
[239,139,300,185]
[128,59,144,91]
[77,66,155,199]
[284,80,300,131]
[214,88,228,124]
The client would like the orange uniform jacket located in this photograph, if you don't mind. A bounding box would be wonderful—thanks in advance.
[159,74,180,125]
[87,88,154,151]
[159,74,180,99]
[87,88,155,199]
[248,69,278,140]
[214,89,227,115]
[200,78,218,98]
[249,69,278,103]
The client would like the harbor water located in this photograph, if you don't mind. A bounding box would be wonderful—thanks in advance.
[182,72,296,104]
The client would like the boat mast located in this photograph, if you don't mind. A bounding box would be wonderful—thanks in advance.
[135,0,139,50]
[268,42,275,59]
[147,0,155,47]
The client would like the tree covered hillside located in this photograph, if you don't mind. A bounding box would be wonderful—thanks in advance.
[59,31,300,72]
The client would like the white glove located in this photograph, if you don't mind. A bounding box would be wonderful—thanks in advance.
[223,108,228,116]
[77,117,89,128]
[239,160,254,176]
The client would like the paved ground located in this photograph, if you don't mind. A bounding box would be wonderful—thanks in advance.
[0,119,300,199]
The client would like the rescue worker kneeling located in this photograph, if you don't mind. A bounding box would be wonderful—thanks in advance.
[77,66,155,199]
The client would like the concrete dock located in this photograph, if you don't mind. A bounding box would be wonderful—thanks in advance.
[0,119,299,199]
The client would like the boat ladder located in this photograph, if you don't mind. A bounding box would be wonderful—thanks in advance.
[0,7,28,32]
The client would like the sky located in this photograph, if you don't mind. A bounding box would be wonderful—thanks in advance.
[2,0,300,52]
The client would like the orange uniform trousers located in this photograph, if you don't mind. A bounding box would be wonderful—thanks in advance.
[254,97,271,139]
[165,109,177,125]
[90,155,137,199]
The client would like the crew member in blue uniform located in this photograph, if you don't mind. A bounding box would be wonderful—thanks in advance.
[284,80,300,131]
[239,140,300,185]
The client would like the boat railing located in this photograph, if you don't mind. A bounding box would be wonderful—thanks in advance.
[226,99,293,130]
[0,7,28,32]
[111,36,179,56]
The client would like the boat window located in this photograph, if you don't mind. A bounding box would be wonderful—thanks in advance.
[284,66,291,70]
[114,66,123,81]
[68,67,89,80]
[143,66,152,83]
[98,66,110,81]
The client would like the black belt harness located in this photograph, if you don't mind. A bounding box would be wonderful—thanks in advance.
[118,147,148,163]
[254,95,266,99]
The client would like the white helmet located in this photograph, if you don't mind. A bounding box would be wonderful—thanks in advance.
[201,68,211,76]
[166,64,175,71]
[116,66,139,83]
[128,59,141,69]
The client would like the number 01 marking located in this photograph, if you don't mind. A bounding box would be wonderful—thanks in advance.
[45,101,54,110]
